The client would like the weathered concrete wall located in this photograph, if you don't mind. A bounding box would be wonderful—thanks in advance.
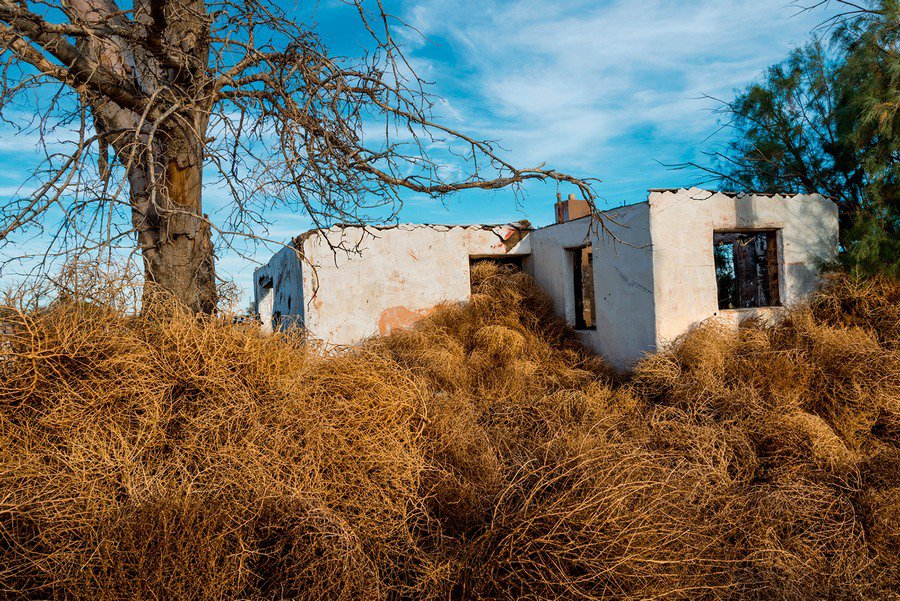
[647,188,839,346]
[527,203,656,368]
[293,223,529,346]
[253,245,304,334]
[253,188,838,369]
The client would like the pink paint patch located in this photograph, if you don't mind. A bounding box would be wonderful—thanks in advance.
[500,227,517,240]
[378,305,433,336]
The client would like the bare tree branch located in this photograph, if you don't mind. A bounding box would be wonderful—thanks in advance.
[0,0,601,312]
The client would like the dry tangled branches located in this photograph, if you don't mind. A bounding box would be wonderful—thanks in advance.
[0,0,601,311]
[0,264,898,599]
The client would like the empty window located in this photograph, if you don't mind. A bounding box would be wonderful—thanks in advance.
[570,244,596,330]
[713,231,780,310]
[469,255,525,271]
[469,256,524,291]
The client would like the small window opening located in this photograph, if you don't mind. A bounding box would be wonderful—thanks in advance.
[569,244,595,330]
[469,256,524,291]
[469,256,524,270]
[257,274,276,332]
[714,231,780,310]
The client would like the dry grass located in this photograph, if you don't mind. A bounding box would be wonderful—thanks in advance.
[0,263,897,599]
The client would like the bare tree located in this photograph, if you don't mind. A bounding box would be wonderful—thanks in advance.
[0,0,597,312]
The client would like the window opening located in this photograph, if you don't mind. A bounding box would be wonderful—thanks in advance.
[714,231,780,309]
[569,244,595,330]
[469,256,524,291]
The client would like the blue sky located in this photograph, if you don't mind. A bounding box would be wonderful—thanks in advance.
[0,0,838,303]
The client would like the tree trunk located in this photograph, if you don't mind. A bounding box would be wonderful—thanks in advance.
[129,131,216,313]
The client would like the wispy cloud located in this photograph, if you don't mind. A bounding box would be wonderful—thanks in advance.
[398,0,836,205]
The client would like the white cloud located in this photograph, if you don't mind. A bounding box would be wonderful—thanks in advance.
[399,0,836,193]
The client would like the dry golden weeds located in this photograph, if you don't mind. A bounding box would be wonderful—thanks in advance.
[0,262,897,599]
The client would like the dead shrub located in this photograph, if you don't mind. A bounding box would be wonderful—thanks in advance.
[0,263,897,599]
[471,325,526,365]
[810,273,900,346]
[0,288,434,599]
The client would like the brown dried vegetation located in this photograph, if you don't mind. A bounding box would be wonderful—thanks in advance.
[0,264,898,599]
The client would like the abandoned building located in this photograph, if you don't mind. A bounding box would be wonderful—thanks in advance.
[253,187,838,368]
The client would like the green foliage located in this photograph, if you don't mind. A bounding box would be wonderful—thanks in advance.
[845,210,900,277]
[717,0,898,276]
[722,43,862,208]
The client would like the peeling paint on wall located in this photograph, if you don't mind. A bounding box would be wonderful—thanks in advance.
[378,305,434,335]
[254,189,838,368]
[256,221,533,347]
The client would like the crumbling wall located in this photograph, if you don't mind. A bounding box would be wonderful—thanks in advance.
[648,188,838,346]
[297,223,531,346]
[252,189,838,368]
[253,246,303,333]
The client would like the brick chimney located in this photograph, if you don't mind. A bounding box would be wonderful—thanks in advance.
[554,193,592,224]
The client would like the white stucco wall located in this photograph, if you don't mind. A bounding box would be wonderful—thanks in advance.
[527,203,656,368]
[253,188,838,369]
[647,188,839,347]
[288,223,529,346]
